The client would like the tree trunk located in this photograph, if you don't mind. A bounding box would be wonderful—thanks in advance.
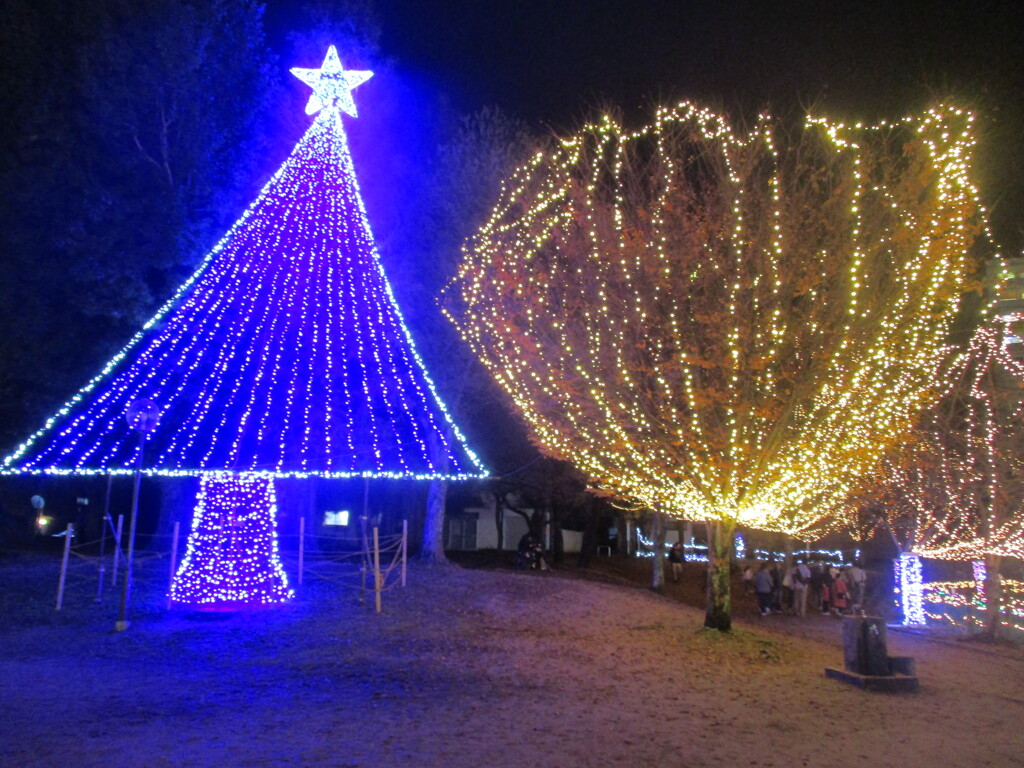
[276,477,319,554]
[650,510,667,593]
[704,519,736,631]
[421,429,452,564]
[420,478,448,564]
[528,507,543,538]
[493,491,505,551]
[578,497,598,567]
[551,502,565,566]
[154,475,199,542]
[983,553,1003,638]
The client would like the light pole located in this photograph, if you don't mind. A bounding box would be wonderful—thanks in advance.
[115,398,161,632]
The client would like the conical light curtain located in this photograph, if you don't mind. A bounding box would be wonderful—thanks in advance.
[2,47,487,605]
[3,47,484,480]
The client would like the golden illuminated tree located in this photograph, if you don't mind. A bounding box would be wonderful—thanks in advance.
[444,103,986,630]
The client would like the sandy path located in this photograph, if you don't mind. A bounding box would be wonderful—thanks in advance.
[1,555,1021,767]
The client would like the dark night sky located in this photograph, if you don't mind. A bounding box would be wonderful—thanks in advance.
[1,0,1021,460]
[373,1,1018,120]
[362,0,1024,247]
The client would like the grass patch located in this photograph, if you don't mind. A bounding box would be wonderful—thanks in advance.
[688,626,785,663]
[630,622,666,632]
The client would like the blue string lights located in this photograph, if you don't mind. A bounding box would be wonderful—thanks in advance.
[1,47,486,482]
[2,47,487,607]
[895,552,926,625]
[170,473,294,606]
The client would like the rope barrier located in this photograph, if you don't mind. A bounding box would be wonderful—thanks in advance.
[52,518,410,615]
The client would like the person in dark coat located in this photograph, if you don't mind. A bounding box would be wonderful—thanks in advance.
[754,564,773,616]
[517,533,539,569]
[769,563,783,612]
[668,542,683,582]
[820,566,834,615]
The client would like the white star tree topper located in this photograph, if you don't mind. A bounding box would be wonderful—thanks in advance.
[290,45,373,117]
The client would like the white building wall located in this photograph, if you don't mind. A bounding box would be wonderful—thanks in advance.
[460,502,583,553]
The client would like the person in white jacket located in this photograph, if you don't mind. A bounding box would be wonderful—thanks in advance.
[789,561,811,617]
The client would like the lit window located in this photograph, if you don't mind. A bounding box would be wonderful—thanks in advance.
[324,510,350,527]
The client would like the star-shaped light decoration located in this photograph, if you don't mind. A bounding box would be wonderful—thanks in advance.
[290,45,373,117]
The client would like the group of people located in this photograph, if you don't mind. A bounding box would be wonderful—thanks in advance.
[516,532,548,570]
[747,560,867,618]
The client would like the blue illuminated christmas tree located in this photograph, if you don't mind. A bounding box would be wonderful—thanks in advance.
[2,47,486,606]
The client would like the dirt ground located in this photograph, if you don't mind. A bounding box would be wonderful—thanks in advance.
[1,549,1022,768]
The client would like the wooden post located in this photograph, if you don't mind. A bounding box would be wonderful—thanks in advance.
[373,526,382,613]
[56,523,74,610]
[96,556,106,602]
[96,528,107,606]
[401,520,408,587]
[116,445,145,632]
[361,514,371,573]
[97,475,113,601]
[298,515,306,587]
[112,514,124,587]
[166,521,180,609]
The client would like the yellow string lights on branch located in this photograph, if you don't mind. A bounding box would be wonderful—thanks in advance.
[444,103,987,534]
[870,314,1024,562]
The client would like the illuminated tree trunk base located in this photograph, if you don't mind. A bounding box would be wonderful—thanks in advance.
[650,511,666,594]
[420,478,448,564]
[170,474,294,608]
[896,552,925,625]
[704,520,735,632]
[982,553,1003,639]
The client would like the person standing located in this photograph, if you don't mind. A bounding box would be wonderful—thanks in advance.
[782,565,794,612]
[668,541,683,582]
[821,566,834,615]
[754,564,773,616]
[833,571,850,615]
[809,562,823,612]
[770,563,783,613]
[790,561,811,617]
[848,562,867,611]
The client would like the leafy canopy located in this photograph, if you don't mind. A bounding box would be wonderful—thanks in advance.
[446,103,987,533]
